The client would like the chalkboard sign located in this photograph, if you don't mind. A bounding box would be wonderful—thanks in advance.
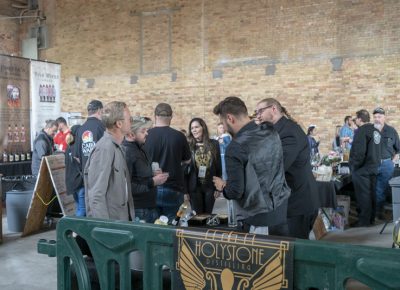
[22,154,75,236]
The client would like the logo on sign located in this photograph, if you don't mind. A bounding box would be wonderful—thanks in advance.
[373,131,381,145]
[82,130,95,156]
[175,229,293,290]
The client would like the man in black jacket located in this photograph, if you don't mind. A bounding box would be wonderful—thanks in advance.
[372,107,400,218]
[123,117,168,223]
[32,119,58,176]
[350,109,382,227]
[73,99,105,217]
[255,98,319,239]
[213,96,291,236]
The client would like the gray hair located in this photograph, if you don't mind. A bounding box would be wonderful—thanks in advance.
[101,101,127,129]
[131,116,152,133]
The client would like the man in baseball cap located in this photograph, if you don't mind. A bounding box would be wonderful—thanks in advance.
[373,107,400,219]
[73,99,105,216]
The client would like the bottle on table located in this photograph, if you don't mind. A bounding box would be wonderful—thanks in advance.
[9,151,14,162]
[14,151,20,162]
[171,201,189,226]
[20,151,26,161]
[2,151,8,163]
[227,199,237,227]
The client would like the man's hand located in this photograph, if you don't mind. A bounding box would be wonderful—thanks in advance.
[153,173,168,186]
[214,191,222,199]
[213,176,226,192]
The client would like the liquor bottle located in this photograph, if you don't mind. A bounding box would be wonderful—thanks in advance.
[26,151,31,160]
[227,199,237,227]
[2,150,8,163]
[20,124,26,143]
[14,151,20,162]
[179,202,195,227]
[13,124,20,143]
[9,151,14,162]
[171,202,189,226]
[20,151,26,161]
[7,124,13,143]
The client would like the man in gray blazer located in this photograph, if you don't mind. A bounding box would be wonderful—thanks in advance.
[85,101,135,221]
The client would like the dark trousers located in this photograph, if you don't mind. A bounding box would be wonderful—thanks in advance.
[190,184,215,214]
[287,211,318,239]
[352,170,377,225]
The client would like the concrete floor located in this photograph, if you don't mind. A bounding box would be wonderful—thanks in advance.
[0,211,395,290]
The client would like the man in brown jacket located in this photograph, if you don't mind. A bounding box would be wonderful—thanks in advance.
[84,101,135,221]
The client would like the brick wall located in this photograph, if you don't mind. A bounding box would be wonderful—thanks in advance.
[4,0,400,152]
[0,17,19,55]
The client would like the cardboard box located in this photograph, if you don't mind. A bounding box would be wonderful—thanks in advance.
[312,214,328,240]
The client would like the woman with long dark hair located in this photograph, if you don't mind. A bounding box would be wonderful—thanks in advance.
[307,125,320,156]
[186,118,222,214]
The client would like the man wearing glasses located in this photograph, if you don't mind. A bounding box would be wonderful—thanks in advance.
[255,98,319,239]
[213,96,291,236]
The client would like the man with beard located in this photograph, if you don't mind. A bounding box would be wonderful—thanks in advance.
[212,96,291,236]
[372,107,400,219]
[255,98,319,239]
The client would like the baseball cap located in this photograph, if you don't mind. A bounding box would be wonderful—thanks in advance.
[87,99,103,113]
[373,107,385,115]
[155,103,172,117]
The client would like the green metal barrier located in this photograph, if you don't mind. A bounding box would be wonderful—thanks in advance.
[38,216,400,290]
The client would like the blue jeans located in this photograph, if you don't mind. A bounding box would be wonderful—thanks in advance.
[156,186,184,221]
[73,187,86,217]
[221,153,227,180]
[135,208,159,223]
[376,159,394,211]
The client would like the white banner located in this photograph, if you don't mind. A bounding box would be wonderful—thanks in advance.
[30,60,61,149]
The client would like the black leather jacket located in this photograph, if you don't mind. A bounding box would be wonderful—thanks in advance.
[224,121,291,224]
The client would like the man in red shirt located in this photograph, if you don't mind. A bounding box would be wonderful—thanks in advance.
[54,117,70,152]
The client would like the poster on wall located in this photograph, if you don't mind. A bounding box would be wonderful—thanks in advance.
[0,54,31,162]
[30,60,61,149]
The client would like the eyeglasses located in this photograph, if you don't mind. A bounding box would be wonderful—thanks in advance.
[254,105,273,116]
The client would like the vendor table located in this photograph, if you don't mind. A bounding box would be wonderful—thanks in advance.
[0,161,32,177]
[316,174,352,208]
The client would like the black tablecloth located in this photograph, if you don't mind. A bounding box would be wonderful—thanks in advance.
[316,174,352,208]
[0,161,32,177]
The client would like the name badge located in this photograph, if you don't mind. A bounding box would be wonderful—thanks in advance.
[198,165,207,178]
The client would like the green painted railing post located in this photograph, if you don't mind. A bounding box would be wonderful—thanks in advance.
[38,216,400,290]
